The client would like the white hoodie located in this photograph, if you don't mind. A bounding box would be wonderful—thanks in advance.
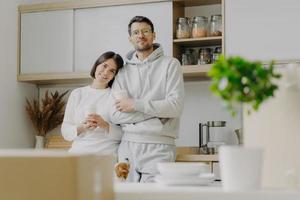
[110,44,184,145]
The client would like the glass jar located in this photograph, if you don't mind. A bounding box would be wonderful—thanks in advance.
[176,17,190,39]
[209,15,222,36]
[181,49,193,65]
[182,49,198,65]
[212,47,222,62]
[191,16,208,38]
[198,48,212,64]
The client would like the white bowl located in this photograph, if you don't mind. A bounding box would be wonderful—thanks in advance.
[155,173,215,186]
[157,162,209,177]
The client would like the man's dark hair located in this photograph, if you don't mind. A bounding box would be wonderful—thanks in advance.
[90,51,124,88]
[128,16,154,35]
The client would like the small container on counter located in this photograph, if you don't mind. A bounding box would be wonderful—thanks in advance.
[191,16,208,38]
[176,17,190,39]
[209,15,222,36]
[198,48,212,64]
[212,47,222,63]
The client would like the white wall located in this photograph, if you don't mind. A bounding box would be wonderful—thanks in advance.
[0,0,77,148]
[225,0,300,61]
[244,66,300,188]
[0,0,42,148]
[225,0,300,188]
[178,81,241,146]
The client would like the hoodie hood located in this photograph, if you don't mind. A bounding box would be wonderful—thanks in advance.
[125,43,164,64]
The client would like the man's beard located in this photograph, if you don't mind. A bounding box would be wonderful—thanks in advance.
[135,43,152,52]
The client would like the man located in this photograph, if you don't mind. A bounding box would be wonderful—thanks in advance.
[110,16,184,182]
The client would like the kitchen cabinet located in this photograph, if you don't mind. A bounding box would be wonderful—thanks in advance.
[19,10,74,78]
[17,0,223,84]
[172,0,224,80]
[17,0,171,84]
[74,1,172,72]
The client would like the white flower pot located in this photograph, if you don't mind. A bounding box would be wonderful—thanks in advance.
[219,146,263,191]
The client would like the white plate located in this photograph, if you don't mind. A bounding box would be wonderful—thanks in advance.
[155,173,215,186]
[156,162,209,177]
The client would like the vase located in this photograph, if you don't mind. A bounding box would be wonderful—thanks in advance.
[219,145,263,191]
[35,135,45,149]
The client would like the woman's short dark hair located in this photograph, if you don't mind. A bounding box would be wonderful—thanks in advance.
[90,51,124,88]
[128,16,154,35]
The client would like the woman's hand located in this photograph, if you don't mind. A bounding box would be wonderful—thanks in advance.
[115,98,135,112]
[77,120,96,135]
[85,114,109,132]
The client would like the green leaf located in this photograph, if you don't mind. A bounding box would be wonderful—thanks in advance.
[209,55,281,117]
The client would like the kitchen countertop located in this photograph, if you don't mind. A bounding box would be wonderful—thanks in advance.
[176,154,218,162]
[114,182,300,200]
[176,147,219,162]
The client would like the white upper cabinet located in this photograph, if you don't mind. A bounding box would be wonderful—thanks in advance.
[225,0,300,61]
[20,10,74,74]
[74,1,172,72]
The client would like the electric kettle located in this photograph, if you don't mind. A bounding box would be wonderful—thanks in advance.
[199,121,226,154]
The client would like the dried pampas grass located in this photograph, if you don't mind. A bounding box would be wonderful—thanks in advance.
[26,90,69,136]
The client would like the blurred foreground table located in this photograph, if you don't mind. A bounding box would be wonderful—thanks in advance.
[114,182,300,200]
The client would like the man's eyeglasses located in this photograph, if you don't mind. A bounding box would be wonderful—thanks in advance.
[131,29,152,37]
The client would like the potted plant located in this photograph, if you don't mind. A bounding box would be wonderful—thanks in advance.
[208,55,282,191]
[208,55,281,116]
[26,90,68,148]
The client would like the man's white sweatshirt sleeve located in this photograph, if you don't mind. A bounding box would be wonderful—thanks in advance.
[110,78,153,124]
[106,123,123,139]
[134,59,184,118]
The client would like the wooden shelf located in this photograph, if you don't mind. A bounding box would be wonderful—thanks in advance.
[173,0,221,7]
[17,65,212,84]
[182,64,212,80]
[174,36,222,47]
[17,72,91,84]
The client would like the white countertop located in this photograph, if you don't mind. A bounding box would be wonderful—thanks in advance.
[114,182,300,200]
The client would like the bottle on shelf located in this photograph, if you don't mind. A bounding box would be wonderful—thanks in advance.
[181,49,198,65]
[191,16,208,38]
[198,48,212,64]
[212,47,222,63]
[209,15,222,36]
[176,17,190,39]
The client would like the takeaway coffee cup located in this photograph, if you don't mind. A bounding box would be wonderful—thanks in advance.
[113,90,128,100]
[85,105,97,118]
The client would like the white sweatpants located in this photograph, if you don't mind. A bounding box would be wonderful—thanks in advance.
[118,140,176,183]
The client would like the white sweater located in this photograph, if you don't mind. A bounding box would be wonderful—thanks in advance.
[61,86,122,155]
[111,44,185,145]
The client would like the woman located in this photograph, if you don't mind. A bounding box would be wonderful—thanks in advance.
[61,51,124,155]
